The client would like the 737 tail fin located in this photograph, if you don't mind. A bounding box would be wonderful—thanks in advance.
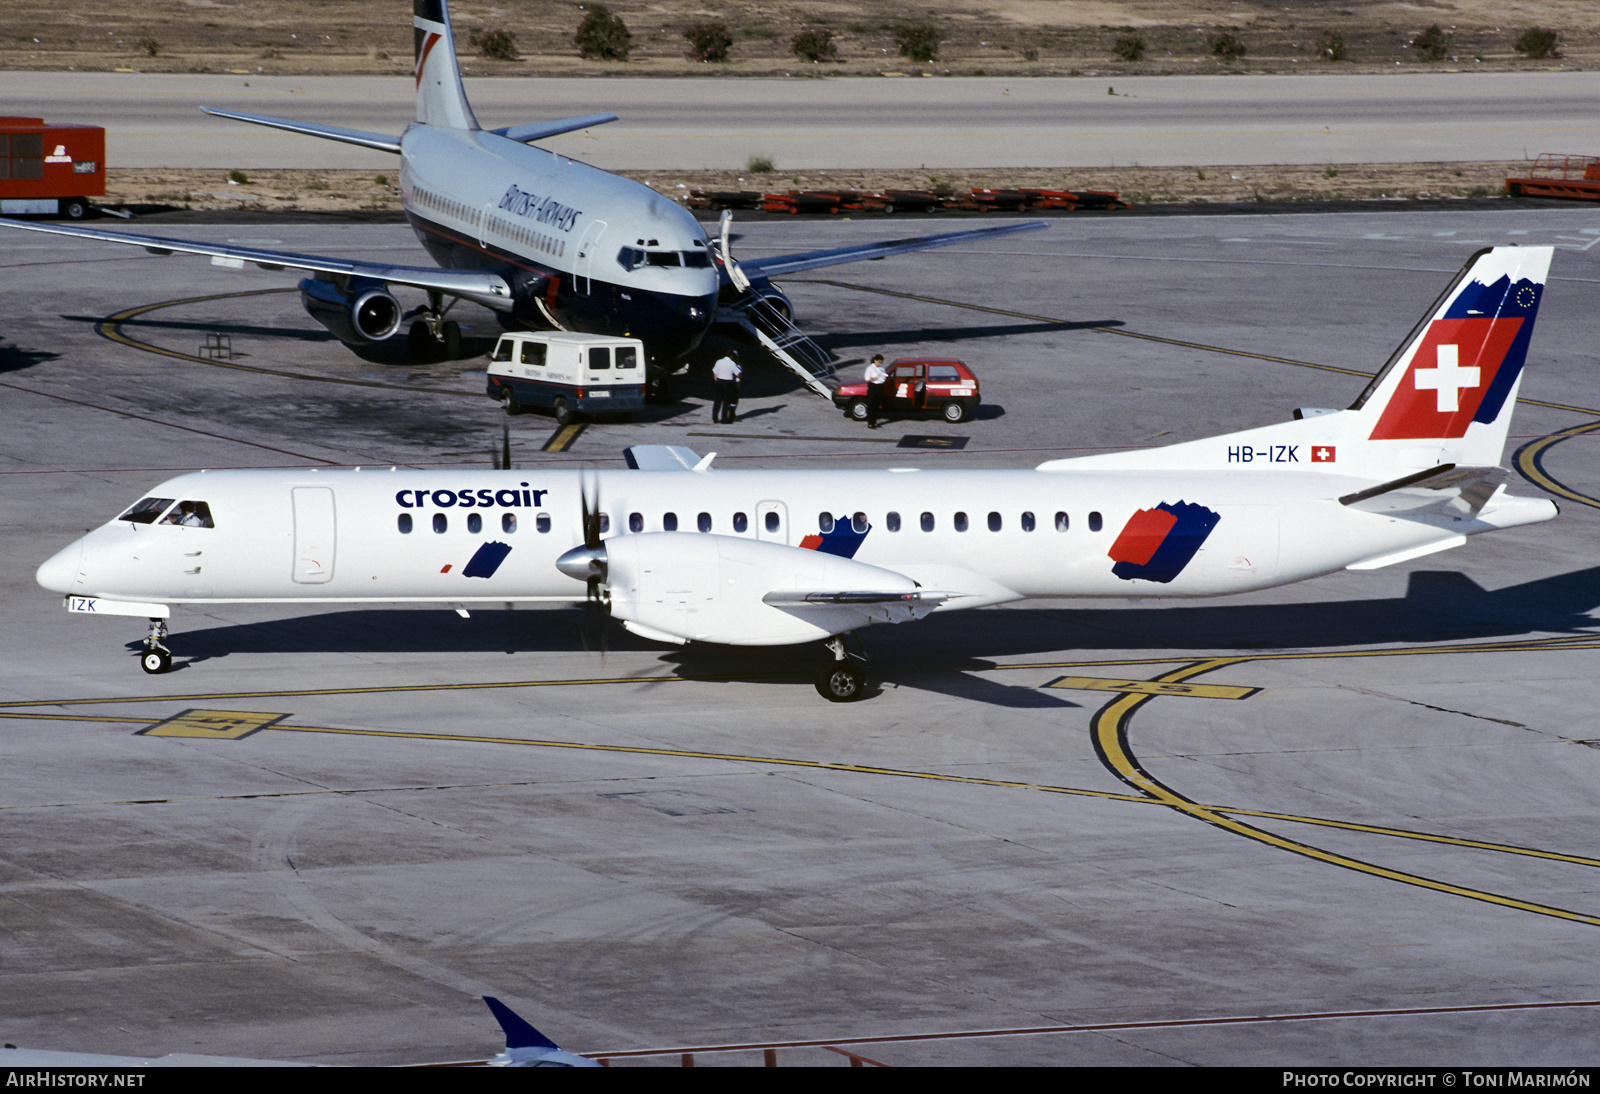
[1347,245,1552,468]
[413,0,478,130]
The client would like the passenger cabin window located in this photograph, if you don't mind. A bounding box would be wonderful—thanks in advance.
[1055,512,1069,532]
[954,512,969,532]
[502,513,517,533]
[1089,512,1103,532]
[764,511,780,533]
[629,512,643,533]
[520,343,546,367]
[467,513,482,534]
[589,347,611,370]
[928,365,962,382]
[615,346,638,369]
[398,513,413,534]
[491,341,513,363]
[433,514,447,533]
[697,512,712,533]
[119,497,174,524]
[536,513,551,533]
[886,511,901,532]
[733,512,748,533]
[987,511,1002,532]
[598,514,611,533]
[921,512,935,532]
[161,501,214,528]
[818,513,834,533]
[663,512,678,532]
[852,512,868,534]
[1021,511,1036,532]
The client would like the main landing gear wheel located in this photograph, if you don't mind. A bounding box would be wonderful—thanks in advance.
[848,398,869,422]
[441,319,462,360]
[814,660,866,702]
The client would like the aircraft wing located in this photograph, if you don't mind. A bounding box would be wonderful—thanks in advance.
[738,219,1049,280]
[0,218,512,301]
[762,588,949,627]
[199,107,403,153]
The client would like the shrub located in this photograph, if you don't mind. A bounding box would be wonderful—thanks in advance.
[470,28,520,61]
[1022,48,1038,62]
[1318,30,1347,61]
[894,22,940,62]
[683,22,733,62]
[1413,24,1450,61]
[1112,35,1145,62]
[791,28,836,63]
[575,5,631,61]
[1514,27,1561,59]
[135,36,160,57]
[1209,31,1246,61]
[228,169,249,184]
[745,154,774,173]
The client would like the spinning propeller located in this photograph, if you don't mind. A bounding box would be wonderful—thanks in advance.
[555,472,610,651]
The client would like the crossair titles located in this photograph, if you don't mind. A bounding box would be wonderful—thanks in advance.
[498,184,582,232]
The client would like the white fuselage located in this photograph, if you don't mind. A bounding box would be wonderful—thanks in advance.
[39,464,1507,610]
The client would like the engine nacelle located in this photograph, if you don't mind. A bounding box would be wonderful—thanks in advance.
[298,275,402,344]
[600,533,921,646]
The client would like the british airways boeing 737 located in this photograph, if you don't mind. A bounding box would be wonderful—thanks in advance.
[36,247,1560,701]
[0,0,1046,375]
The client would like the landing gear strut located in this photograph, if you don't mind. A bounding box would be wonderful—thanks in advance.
[407,292,462,362]
[141,618,172,675]
[813,634,867,702]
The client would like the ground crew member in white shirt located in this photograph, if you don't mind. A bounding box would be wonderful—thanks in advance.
[864,353,889,429]
[712,351,742,424]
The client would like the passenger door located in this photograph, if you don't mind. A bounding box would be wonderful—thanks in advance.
[291,487,336,584]
[574,218,608,295]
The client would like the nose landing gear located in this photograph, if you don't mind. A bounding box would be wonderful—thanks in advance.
[141,618,172,675]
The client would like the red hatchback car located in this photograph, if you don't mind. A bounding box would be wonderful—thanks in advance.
[832,357,981,423]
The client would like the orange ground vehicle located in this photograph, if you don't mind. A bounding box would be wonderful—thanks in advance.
[0,117,104,220]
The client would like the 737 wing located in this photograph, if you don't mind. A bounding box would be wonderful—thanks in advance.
[737,219,1049,281]
[0,217,511,304]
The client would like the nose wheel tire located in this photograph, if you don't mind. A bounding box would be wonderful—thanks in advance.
[814,660,866,702]
[141,648,173,675]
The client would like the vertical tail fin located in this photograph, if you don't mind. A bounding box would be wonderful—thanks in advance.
[1347,245,1552,468]
[413,0,479,130]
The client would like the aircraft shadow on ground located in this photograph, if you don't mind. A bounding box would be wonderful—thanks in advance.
[813,319,1120,353]
[0,341,61,374]
[65,314,338,345]
[143,567,1600,701]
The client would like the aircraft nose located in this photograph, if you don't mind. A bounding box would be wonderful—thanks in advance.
[36,538,85,594]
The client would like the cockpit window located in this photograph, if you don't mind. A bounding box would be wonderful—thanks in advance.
[681,250,712,268]
[618,246,707,270]
[119,497,174,524]
[644,250,682,268]
[160,500,214,528]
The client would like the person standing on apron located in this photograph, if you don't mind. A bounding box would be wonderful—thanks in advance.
[712,351,742,424]
[864,354,889,429]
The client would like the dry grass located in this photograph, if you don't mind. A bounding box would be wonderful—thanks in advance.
[104,161,1524,213]
[4,0,1595,76]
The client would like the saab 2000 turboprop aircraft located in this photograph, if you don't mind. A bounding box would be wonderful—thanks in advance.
[37,247,1559,701]
[0,0,1045,375]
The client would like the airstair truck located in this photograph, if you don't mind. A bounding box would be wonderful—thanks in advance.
[0,117,105,220]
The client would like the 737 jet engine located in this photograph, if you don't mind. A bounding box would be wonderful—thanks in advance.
[298,274,402,344]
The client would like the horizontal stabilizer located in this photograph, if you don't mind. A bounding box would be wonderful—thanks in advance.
[0,219,511,302]
[623,445,704,471]
[740,220,1049,280]
[200,107,402,153]
[491,113,619,144]
[1341,464,1511,519]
